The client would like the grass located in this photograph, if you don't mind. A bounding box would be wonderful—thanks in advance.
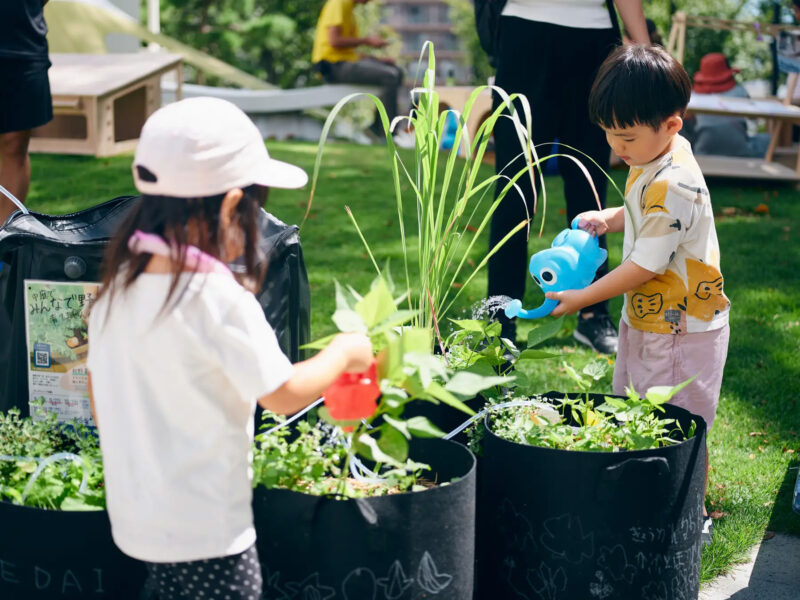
[24,142,800,584]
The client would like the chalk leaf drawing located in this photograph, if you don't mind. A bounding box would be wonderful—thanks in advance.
[417,551,452,594]
[503,556,533,600]
[377,560,414,600]
[342,567,377,600]
[539,514,594,564]
[526,562,567,600]
[500,498,538,552]
[262,568,289,600]
[284,573,336,600]
[597,545,637,584]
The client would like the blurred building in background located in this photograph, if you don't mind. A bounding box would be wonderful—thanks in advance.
[382,0,472,84]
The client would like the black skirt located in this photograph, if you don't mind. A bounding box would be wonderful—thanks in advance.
[0,57,52,134]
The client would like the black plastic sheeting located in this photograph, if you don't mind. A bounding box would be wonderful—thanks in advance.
[0,502,146,599]
[0,196,310,416]
[252,438,477,600]
[475,396,707,600]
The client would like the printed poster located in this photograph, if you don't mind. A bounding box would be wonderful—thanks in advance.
[24,280,99,425]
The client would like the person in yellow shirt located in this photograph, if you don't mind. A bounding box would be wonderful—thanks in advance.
[312,0,411,145]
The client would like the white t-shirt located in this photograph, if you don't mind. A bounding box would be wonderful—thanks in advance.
[87,271,293,563]
[621,135,730,335]
[502,0,612,29]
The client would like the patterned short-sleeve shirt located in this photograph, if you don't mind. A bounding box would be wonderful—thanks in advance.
[622,135,730,334]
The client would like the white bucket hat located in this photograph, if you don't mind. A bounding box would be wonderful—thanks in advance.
[133,97,308,197]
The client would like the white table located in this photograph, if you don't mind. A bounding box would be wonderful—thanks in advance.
[30,53,182,157]
[687,93,800,182]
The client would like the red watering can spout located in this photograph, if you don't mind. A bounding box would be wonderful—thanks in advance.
[323,361,380,422]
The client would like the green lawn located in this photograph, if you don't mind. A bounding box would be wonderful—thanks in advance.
[25,142,800,584]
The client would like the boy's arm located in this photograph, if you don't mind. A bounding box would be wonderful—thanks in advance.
[546,260,656,317]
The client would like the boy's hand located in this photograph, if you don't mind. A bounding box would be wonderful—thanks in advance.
[330,333,374,373]
[546,289,586,317]
[574,211,608,237]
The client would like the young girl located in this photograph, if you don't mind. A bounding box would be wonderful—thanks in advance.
[87,97,372,599]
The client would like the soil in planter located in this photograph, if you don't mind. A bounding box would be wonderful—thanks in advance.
[253,438,476,600]
[475,397,707,600]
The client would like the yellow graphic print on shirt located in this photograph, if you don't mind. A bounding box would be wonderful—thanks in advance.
[625,168,643,196]
[686,258,729,321]
[626,269,687,334]
[641,180,669,215]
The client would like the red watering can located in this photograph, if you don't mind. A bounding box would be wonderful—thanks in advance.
[323,361,380,422]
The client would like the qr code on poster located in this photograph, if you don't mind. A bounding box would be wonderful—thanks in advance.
[33,342,51,368]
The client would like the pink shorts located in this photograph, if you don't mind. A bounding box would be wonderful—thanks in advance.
[613,321,730,432]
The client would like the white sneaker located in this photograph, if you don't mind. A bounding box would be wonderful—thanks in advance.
[393,130,415,149]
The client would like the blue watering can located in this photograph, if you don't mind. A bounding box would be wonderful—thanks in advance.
[504,216,608,319]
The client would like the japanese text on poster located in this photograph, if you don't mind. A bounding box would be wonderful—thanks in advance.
[24,280,98,425]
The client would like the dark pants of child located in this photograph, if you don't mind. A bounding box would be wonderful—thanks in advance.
[142,544,262,600]
[488,17,619,318]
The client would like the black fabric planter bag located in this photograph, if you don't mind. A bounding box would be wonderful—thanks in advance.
[0,197,310,415]
[475,396,707,600]
[252,438,476,600]
[0,502,146,599]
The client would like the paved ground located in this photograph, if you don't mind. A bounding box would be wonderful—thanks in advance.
[699,533,800,600]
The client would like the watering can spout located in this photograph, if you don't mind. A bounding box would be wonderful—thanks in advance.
[504,298,559,320]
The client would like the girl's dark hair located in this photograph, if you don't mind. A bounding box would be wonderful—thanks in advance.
[589,44,692,130]
[93,185,267,317]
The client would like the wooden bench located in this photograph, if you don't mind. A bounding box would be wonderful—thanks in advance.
[687,92,800,182]
[30,53,182,157]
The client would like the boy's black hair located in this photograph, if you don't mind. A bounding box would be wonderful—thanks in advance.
[589,44,692,130]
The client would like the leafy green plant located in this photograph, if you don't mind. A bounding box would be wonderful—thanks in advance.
[474,380,697,454]
[254,275,510,497]
[0,408,104,510]
[305,43,562,351]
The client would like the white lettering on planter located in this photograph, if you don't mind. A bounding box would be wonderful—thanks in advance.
[61,569,82,594]
[34,566,51,590]
[94,568,105,593]
[377,561,413,600]
[0,559,19,584]
[527,561,567,600]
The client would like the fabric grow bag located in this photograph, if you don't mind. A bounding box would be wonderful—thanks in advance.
[0,197,310,415]
[252,438,476,600]
[475,397,707,600]
[0,502,146,600]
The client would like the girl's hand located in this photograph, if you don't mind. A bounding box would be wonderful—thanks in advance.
[330,333,374,373]
[546,290,586,317]
[574,211,608,237]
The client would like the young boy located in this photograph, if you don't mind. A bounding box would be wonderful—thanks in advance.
[546,45,730,539]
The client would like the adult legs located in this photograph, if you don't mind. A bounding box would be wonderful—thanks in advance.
[557,28,620,353]
[326,58,404,127]
[0,130,32,224]
[488,17,561,336]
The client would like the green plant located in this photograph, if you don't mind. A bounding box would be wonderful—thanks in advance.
[254,275,510,497]
[0,408,105,510]
[474,380,697,454]
[306,43,559,352]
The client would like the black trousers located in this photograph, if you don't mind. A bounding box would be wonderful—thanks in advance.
[488,17,619,316]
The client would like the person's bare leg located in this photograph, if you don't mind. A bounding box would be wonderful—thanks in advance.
[0,130,32,223]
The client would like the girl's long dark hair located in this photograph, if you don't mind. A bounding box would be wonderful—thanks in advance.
[93,185,268,317]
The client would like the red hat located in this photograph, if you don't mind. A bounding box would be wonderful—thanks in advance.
[693,53,740,93]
